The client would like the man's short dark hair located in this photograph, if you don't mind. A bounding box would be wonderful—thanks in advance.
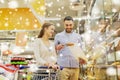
[64,16,73,21]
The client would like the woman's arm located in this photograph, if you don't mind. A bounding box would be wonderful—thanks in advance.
[33,39,47,65]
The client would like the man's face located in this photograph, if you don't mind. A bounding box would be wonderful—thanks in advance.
[64,20,74,33]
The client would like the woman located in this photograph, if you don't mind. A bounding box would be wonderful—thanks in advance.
[33,22,57,68]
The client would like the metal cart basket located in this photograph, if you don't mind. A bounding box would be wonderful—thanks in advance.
[32,67,60,80]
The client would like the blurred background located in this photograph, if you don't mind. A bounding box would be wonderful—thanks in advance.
[0,0,120,80]
[0,0,120,57]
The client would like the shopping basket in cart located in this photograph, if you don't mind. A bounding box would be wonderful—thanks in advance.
[0,64,18,80]
[32,66,60,80]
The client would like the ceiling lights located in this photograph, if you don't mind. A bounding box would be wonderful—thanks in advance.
[8,1,18,8]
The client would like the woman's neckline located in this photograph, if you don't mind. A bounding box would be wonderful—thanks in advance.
[40,38,51,47]
[40,38,53,51]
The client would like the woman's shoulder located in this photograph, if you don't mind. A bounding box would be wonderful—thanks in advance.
[49,40,55,46]
[49,40,54,44]
[33,38,42,44]
[34,38,41,41]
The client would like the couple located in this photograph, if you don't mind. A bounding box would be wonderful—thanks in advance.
[33,16,84,80]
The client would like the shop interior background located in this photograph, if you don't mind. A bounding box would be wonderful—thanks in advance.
[0,0,120,79]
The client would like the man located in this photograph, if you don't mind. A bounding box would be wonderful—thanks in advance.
[54,16,82,80]
[89,18,111,64]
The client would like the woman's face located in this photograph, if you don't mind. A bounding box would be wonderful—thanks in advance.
[45,25,55,37]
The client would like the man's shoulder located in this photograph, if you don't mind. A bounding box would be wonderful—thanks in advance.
[73,32,81,36]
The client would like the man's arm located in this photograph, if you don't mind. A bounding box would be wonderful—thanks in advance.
[54,34,64,53]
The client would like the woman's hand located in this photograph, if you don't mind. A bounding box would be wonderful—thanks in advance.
[48,63,59,70]
[52,64,59,70]
[44,63,49,67]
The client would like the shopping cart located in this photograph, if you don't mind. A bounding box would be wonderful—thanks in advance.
[32,66,61,80]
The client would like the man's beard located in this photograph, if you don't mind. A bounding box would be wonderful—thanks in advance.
[65,28,72,33]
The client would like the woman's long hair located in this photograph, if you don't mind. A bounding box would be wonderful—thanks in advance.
[38,22,53,38]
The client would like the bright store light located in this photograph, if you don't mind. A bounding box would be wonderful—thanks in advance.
[86,54,90,58]
[9,11,12,14]
[28,64,38,72]
[60,54,63,57]
[25,45,29,50]
[58,8,61,11]
[112,8,117,13]
[40,6,46,11]
[19,17,23,20]
[0,0,4,3]
[37,1,41,4]
[112,0,120,5]
[46,2,53,7]
[17,22,20,25]
[56,23,60,27]
[64,12,67,15]
[57,0,60,2]
[61,6,64,9]
[4,23,9,27]
[58,15,61,17]
[92,7,100,15]
[8,1,19,9]
[69,0,78,2]
[26,18,29,21]
[25,21,30,26]
[28,0,34,3]
[14,9,18,11]
[33,24,38,28]
[4,18,9,21]
[0,11,2,13]
[49,10,53,13]
[22,73,26,78]
[106,67,116,76]
[56,14,59,17]
[24,35,28,39]
[27,55,32,58]
[31,37,35,41]
[1,43,9,51]
[46,70,50,72]
[12,46,24,54]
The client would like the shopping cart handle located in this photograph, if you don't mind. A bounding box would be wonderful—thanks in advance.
[59,66,63,70]
[38,66,63,70]
[38,66,48,69]
[19,66,30,69]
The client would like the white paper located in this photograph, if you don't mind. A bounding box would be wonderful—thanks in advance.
[68,43,87,62]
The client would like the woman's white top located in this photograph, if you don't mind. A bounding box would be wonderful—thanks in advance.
[33,38,57,66]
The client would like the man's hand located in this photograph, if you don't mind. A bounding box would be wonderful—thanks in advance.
[55,44,64,51]
[79,58,87,65]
